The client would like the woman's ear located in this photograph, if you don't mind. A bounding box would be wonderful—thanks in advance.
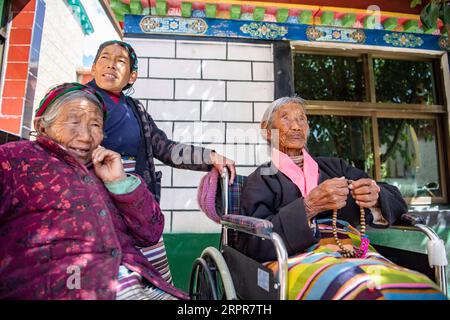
[34,118,46,136]
[90,63,97,77]
[261,121,271,141]
[128,71,138,86]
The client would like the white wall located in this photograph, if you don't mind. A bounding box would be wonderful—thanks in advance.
[33,0,119,119]
[33,0,84,116]
[125,37,276,233]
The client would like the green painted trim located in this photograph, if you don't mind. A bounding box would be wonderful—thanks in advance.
[320,11,334,26]
[181,2,192,18]
[253,7,265,22]
[364,15,376,28]
[276,8,289,23]
[110,0,130,13]
[114,13,125,23]
[299,10,312,24]
[164,233,221,292]
[230,5,241,20]
[130,0,142,15]
[205,3,217,18]
[383,17,398,30]
[0,0,6,28]
[155,0,167,16]
[342,13,356,28]
[65,0,94,35]
[110,0,129,22]
[404,19,420,32]
[333,19,343,27]
[142,7,150,15]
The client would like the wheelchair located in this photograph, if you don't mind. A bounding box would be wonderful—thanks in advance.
[189,168,448,300]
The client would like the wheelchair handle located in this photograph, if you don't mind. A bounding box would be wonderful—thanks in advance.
[221,168,229,246]
[400,213,426,226]
[221,167,229,215]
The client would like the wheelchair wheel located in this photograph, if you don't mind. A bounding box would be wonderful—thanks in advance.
[189,247,237,300]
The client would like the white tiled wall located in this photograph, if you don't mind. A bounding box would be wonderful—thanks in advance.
[149,58,202,79]
[33,1,84,117]
[175,80,226,100]
[126,37,275,233]
[148,101,200,121]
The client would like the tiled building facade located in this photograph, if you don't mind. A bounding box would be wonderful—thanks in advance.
[127,37,276,232]
[0,0,45,137]
[0,0,110,139]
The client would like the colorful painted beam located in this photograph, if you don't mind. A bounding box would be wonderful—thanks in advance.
[107,0,445,35]
[126,15,448,51]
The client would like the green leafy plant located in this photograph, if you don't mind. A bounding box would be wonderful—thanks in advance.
[411,0,423,8]
[413,0,450,35]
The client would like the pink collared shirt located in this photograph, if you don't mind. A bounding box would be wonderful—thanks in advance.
[271,148,319,196]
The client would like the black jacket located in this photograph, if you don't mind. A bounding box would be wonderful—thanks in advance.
[237,157,407,262]
[87,81,213,203]
[126,98,213,202]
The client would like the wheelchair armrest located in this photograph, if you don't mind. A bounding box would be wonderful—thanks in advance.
[396,213,426,226]
[388,213,448,295]
[221,214,273,238]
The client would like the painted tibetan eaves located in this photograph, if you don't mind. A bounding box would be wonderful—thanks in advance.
[65,0,94,35]
[105,0,446,35]
[125,15,448,51]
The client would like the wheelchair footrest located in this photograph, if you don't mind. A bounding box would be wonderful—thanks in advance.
[222,245,279,300]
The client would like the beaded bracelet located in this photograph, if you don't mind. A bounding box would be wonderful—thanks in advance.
[332,179,370,259]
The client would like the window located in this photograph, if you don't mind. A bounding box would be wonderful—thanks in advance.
[374,58,437,105]
[293,49,447,204]
[307,115,374,176]
[294,53,366,101]
[378,118,442,198]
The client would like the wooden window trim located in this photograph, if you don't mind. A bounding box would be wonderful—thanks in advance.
[293,47,449,204]
[306,101,445,114]
[292,43,443,59]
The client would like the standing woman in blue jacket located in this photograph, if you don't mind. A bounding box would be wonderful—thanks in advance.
[87,40,236,202]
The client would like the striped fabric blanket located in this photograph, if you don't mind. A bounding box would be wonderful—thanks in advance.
[116,237,176,300]
[116,265,177,300]
[112,160,177,299]
[265,219,448,300]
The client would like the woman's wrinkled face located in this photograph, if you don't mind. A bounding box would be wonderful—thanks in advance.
[43,99,104,164]
[270,103,309,152]
[91,44,137,94]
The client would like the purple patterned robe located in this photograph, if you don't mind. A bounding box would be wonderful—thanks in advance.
[0,136,188,300]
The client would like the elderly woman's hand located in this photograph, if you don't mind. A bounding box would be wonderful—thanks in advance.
[304,177,349,219]
[92,146,127,183]
[210,151,236,185]
[349,178,380,208]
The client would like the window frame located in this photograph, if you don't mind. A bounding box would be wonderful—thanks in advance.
[292,45,449,205]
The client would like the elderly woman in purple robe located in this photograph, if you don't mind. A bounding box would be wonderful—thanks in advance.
[0,83,187,300]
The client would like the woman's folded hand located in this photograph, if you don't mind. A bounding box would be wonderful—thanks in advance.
[304,177,349,218]
[349,178,380,208]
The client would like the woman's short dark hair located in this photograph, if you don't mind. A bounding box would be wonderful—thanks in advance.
[93,40,138,91]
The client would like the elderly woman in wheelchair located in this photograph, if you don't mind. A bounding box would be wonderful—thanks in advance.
[193,96,448,300]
